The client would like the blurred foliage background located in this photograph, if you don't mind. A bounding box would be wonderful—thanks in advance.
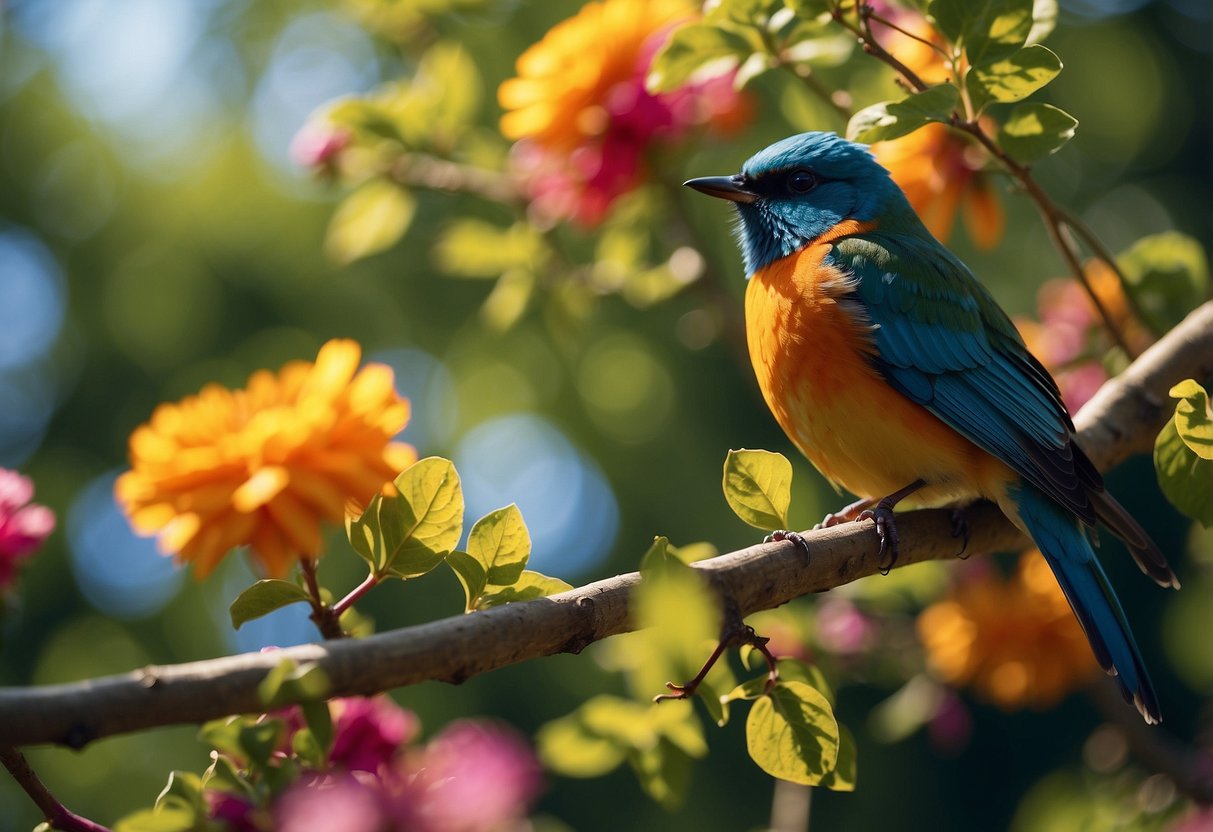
[0,0,1210,829]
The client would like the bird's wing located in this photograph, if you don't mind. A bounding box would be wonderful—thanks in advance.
[832,233,1100,525]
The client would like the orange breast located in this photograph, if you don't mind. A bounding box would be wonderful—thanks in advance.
[744,242,1012,507]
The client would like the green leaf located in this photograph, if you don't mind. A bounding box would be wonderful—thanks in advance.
[629,738,695,810]
[998,102,1076,161]
[467,504,531,586]
[1170,380,1213,460]
[929,0,1033,64]
[475,570,573,608]
[258,658,332,709]
[536,705,629,778]
[301,699,333,756]
[723,659,833,709]
[1118,232,1209,334]
[237,720,284,769]
[325,178,416,265]
[723,448,793,530]
[646,22,751,94]
[746,680,840,785]
[1155,387,1213,528]
[201,753,253,798]
[114,806,196,832]
[819,723,858,792]
[965,0,1035,65]
[847,85,961,144]
[291,727,325,768]
[229,579,311,630]
[447,549,487,612]
[639,535,691,578]
[349,457,464,579]
[154,771,204,814]
[433,220,546,279]
[696,678,728,727]
[1027,0,1059,45]
[966,44,1061,112]
[481,268,536,332]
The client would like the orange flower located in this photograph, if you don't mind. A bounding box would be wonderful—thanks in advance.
[917,552,1099,711]
[873,122,1005,249]
[498,0,750,225]
[116,340,416,578]
[498,0,693,152]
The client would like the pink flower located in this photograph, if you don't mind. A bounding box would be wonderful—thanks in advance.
[0,468,54,591]
[815,597,875,656]
[329,696,419,774]
[276,774,386,832]
[503,13,751,227]
[407,721,543,832]
[290,122,352,171]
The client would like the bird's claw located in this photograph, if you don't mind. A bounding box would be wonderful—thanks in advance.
[857,506,900,574]
[951,507,971,558]
[765,529,810,559]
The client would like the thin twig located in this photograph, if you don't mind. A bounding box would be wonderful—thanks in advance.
[0,302,1208,749]
[831,2,1140,357]
[1,746,111,832]
[299,557,344,640]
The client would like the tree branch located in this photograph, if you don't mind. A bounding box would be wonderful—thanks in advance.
[1,302,1210,750]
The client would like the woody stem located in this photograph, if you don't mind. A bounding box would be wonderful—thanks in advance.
[1,746,111,832]
[298,557,345,640]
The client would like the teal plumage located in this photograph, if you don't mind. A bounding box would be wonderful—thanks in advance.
[687,131,1178,723]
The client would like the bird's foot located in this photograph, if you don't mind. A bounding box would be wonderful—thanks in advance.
[765,529,810,560]
[950,507,971,558]
[814,497,875,530]
[857,505,901,574]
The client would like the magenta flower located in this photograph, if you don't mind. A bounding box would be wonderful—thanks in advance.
[206,792,261,832]
[275,774,386,832]
[503,18,751,227]
[330,696,419,774]
[407,721,543,832]
[0,468,54,591]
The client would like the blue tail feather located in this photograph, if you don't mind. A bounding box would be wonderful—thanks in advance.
[1012,483,1161,724]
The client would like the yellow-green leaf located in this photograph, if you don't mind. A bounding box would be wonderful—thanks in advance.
[467,503,531,586]
[746,680,840,785]
[1118,232,1209,335]
[447,550,487,612]
[325,179,415,265]
[723,448,792,530]
[1171,380,1213,460]
[378,456,464,578]
[628,738,694,810]
[536,703,629,778]
[475,570,572,608]
[998,102,1076,161]
[819,723,858,792]
[966,44,1061,112]
[1155,402,1213,528]
[847,85,960,144]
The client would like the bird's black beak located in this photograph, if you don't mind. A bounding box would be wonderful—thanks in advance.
[683,175,757,204]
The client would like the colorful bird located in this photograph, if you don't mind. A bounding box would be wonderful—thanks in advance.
[686,131,1178,723]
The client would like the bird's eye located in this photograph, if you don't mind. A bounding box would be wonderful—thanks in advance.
[787,169,817,194]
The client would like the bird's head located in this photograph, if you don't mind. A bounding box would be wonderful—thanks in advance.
[685,131,911,277]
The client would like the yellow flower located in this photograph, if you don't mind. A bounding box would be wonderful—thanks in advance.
[873,122,1005,249]
[116,340,416,578]
[917,552,1099,711]
[498,0,692,151]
